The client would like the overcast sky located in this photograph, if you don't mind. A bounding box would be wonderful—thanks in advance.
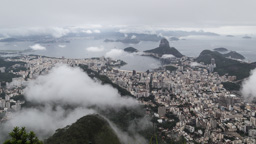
[0,0,255,30]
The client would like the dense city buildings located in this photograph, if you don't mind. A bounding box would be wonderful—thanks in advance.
[0,55,256,143]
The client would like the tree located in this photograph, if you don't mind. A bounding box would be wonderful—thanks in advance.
[4,127,43,144]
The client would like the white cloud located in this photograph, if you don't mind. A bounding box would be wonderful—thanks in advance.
[93,29,101,33]
[24,65,137,107]
[241,69,256,101]
[86,46,104,52]
[131,35,136,39]
[105,49,124,58]
[2,106,95,139]
[190,62,203,67]
[0,65,144,143]
[58,44,66,48]
[29,44,46,50]
[83,30,92,34]
[161,54,175,59]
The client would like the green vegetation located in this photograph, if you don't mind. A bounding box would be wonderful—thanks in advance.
[0,58,26,82]
[223,51,245,60]
[4,127,43,144]
[165,66,177,72]
[196,50,255,80]
[0,58,25,69]
[0,72,18,83]
[222,82,241,91]
[46,114,121,144]
[12,94,26,101]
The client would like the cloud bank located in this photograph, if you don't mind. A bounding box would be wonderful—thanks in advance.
[24,65,137,107]
[29,44,46,50]
[241,69,256,101]
[58,44,66,48]
[105,49,125,58]
[161,54,175,59]
[0,65,139,142]
[190,62,203,67]
[86,46,104,52]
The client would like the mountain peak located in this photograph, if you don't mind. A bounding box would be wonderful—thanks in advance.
[159,38,170,47]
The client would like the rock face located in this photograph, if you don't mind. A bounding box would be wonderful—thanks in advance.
[144,38,183,58]
[159,38,170,47]
[45,114,121,144]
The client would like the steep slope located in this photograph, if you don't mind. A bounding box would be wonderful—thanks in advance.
[223,51,245,60]
[196,50,255,80]
[144,38,183,58]
[45,114,121,144]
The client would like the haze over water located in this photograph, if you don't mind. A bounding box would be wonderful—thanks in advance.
[0,35,255,71]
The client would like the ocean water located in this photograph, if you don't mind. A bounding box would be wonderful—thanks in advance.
[0,35,255,71]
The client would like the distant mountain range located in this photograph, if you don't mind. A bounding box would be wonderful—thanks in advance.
[45,114,121,144]
[144,38,183,58]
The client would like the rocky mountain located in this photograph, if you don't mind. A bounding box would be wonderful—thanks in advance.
[144,38,183,58]
[45,114,121,144]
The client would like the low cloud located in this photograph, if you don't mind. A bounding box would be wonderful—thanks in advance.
[241,69,256,101]
[131,35,136,39]
[86,46,104,52]
[29,44,46,50]
[161,54,175,59]
[0,65,139,142]
[83,30,92,34]
[105,49,125,58]
[24,65,137,107]
[58,44,66,48]
[1,106,95,139]
[190,62,203,67]
[93,29,101,33]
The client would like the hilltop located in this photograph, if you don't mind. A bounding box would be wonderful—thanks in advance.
[196,50,255,80]
[144,38,183,58]
[223,51,245,60]
[45,114,121,144]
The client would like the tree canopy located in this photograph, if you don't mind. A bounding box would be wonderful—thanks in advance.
[4,127,43,144]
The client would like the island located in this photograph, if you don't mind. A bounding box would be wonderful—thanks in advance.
[243,36,252,39]
[123,47,138,53]
[213,47,228,52]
